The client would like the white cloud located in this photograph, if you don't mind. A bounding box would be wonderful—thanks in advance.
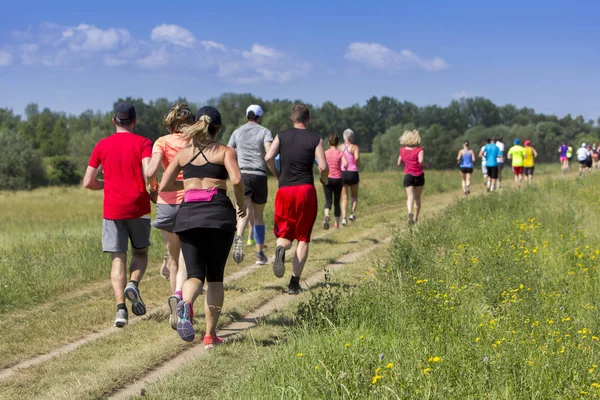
[0,51,13,66]
[200,41,226,52]
[345,42,447,72]
[452,90,475,99]
[151,24,196,48]
[137,47,171,69]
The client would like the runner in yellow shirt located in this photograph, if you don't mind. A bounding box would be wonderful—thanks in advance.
[523,140,538,184]
[507,139,527,189]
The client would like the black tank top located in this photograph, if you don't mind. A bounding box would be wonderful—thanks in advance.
[277,128,321,187]
[182,144,228,180]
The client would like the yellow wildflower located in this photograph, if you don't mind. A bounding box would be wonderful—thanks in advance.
[314,365,319,371]
[423,368,432,375]
[428,356,441,363]
[297,353,303,357]
[386,363,394,369]
[371,375,382,385]
[375,367,382,374]
[593,383,600,389]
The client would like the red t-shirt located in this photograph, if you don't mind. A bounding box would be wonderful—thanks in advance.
[88,132,153,220]
[400,147,424,176]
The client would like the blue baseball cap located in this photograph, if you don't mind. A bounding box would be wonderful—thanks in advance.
[514,139,520,145]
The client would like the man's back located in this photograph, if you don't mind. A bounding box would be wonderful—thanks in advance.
[278,128,320,187]
[508,145,525,166]
[89,132,152,219]
[229,123,273,173]
[484,144,499,167]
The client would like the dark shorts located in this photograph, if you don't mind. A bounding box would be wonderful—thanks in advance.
[579,160,588,166]
[586,159,593,168]
[102,218,151,253]
[487,166,499,179]
[513,166,524,175]
[460,168,473,174]
[524,167,535,176]
[403,173,425,187]
[342,171,360,186]
[274,184,318,243]
[151,204,180,233]
[242,173,268,205]
[178,228,234,283]
[498,162,505,170]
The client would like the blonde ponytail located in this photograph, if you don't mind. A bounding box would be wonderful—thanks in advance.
[163,103,194,133]
[182,115,216,149]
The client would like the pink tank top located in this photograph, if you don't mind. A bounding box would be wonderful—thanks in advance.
[400,147,424,176]
[343,144,358,171]
[325,148,344,179]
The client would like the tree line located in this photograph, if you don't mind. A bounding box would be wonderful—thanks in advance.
[0,93,598,190]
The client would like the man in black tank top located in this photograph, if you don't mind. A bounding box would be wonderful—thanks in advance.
[265,104,328,294]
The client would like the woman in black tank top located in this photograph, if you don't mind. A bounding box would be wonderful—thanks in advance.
[159,106,246,348]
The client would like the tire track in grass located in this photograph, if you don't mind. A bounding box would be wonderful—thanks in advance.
[108,237,393,400]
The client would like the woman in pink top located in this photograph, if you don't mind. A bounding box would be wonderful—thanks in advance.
[397,130,425,225]
[146,103,193,330]
[322,134,348,230]
[338,128,360,226]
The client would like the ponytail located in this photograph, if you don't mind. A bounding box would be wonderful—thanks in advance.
[181,115,220,149]
[164,103,194,133]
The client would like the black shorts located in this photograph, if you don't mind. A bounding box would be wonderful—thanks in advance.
[487,166,499,179]
[403,173,425,187]
[586,159,593,168]
[460,168,473,174]
[342,171,360,186]
[178,228,235,283]
[524,167,535,176]
[242,173,268,205]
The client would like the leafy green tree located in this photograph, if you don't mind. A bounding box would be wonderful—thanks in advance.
[0,130,47,190]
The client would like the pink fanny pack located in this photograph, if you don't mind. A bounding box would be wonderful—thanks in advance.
[184,188,218,203]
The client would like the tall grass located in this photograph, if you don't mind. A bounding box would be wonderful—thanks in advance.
[214,176,600,399]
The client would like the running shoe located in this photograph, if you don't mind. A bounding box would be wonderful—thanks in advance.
[408,213,414,225]
[323,216,330,230]
[246,238,256,247]
[273,245,286,278]
[288,276,302,295]
[176,300,195,342]
[342,218,347,227]
[349,213,356,222]
[124,282,146,316]
[256,251,268,265]
[160,252,169,280]
[204,335,224,350]
[168,294,181,330]
[232,235,244,263]
[114,309,128,327]
[334,222,339,229]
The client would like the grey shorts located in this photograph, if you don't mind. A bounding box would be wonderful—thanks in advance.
[151,204,180,232]
[102,218,151,253]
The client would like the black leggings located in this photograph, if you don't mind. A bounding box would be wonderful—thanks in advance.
[177,228,235,283]
[323,178,343,217]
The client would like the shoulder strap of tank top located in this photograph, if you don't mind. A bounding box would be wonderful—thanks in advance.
[190,141,218,164]
[344,144,349,153]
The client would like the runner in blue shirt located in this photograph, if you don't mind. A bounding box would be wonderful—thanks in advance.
[479,138,501,192]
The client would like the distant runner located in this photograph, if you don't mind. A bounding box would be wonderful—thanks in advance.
[558,143,568,173]
[146,103,193,330]
[592,143,599,169]
[567,144,574,171]
[507,139,526,189]
[480,140,488,185]
[83,102,152,328]
[339,129,360,226]
[577,143,591,177]
[265,104,328,294]
[228,104,273,266]
[398,130,425,224]
[160,106,246,348]
[480,138,501,192]
[457,140,476,197]
[523,140,538,184]
[322,134,347,229]
[495,136,505,189]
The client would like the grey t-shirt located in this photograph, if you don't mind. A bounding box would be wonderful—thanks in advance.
[228,122,273,175]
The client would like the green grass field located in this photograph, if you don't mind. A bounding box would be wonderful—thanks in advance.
[0,164,580,399]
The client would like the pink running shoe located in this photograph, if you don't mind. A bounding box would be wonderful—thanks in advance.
[204,335,224,350]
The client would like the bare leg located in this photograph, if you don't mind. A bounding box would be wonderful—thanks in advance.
[276,238,293,251]
[341,186,349,220]
[111,252,127,305]
[292,241,309,278]
[414,185,424,221]
[406,186,415,216]
[235,197,253,238]
[491,178,497,191]
[204,282,224,337]
[460,172,467,193]
[129,247,147,284]
[350,184,359,215]
[161,230,181,294]
[175,251,187,293]
[466,173,472,191]
[253,203,266,253]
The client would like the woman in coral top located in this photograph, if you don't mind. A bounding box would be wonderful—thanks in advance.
[397,130,425,225]
[322,134,347,230]
[146,103,193,330]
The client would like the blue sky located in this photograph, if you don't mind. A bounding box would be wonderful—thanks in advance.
[0,0,598,121]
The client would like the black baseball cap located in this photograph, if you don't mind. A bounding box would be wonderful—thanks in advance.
[196,106,222,126]
[114,102,136,123]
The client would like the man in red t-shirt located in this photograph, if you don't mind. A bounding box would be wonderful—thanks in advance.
[83,102,153,327]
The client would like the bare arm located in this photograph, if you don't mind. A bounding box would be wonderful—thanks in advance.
[397,154,402,167]
[83,166,104,190]
[533,147,538,158]
[470,149,477,163]
[353,145,360,169]
[342,152,348,169]
[315,139,329,185]
[265,136,280,180]
[159,152,184,192]
[224,147,246,217]
[457,150,462,161]
[418,150,424,164]
[479,148,485,158]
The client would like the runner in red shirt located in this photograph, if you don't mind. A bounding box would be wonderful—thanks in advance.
[83,102,153,328]
[265,104,328,294]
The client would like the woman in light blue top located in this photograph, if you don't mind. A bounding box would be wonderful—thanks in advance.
[457,141,476,197]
